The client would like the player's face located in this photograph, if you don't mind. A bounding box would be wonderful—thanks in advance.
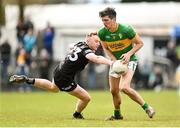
[101,16,115,30]
[93,38,100,51]
[89,36,100,50]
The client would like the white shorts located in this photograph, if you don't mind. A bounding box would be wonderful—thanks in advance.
[109,61,137,78]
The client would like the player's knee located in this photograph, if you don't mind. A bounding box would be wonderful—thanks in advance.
[84,95,91,103]
[121,86,130,94]
[52,88,59,93]
[50,85,59,93]
[110,88,119,96]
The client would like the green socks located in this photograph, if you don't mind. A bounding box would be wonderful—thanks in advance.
[113,103,149,119]
[142,102,149,110]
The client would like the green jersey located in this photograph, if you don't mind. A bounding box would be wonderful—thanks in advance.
[98,23,137,61]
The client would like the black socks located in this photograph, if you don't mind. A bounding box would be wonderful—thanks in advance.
[26,78,35,85]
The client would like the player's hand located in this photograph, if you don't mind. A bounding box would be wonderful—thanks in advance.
[110,60,115,66]
[120,53,131,64]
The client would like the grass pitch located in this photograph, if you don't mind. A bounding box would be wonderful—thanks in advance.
[0,90,180,127]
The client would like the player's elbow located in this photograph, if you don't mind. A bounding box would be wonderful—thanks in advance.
[139,41,144,47]
[136,41,143,49]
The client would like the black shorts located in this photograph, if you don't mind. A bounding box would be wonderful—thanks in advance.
[54,80,77,92]
[53,64,77,92]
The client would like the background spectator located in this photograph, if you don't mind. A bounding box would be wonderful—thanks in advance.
[15,48,31,92]
[24,15,34,35]
[166,41,179,72]
[39,49,51,80]
[0,39,11,88]
[16,17,25,43]
[42,22,55,59]
[23,27,37,66]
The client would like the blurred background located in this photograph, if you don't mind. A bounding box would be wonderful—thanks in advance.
[0,0,180,92]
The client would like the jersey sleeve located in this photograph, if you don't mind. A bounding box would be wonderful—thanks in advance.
[82,47,94,56]
[126,25,136,39]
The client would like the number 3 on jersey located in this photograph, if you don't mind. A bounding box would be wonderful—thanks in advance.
[68,47,82,61]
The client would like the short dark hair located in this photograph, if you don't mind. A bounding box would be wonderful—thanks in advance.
[99,7,116,19]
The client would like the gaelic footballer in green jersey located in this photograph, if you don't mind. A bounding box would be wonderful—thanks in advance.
[98,7,155,120]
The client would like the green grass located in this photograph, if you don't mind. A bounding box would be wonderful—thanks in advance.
[0,90,180,127]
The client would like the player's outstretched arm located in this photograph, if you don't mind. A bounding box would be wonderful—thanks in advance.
[85,52,113,66]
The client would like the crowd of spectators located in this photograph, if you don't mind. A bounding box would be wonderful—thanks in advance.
[0,17,55,92]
